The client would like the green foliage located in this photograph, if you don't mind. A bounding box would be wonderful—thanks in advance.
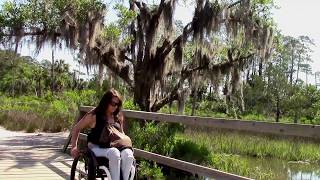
[243,64,320,124]
[0,0,105,31]
[0,90,97,132]
[172,139,211,165]
[73,0,105,22]
[122,99,140,110]
[210,153,274,180]
[137,160,165,180]
[128,121,183,156]
[159,100,228,118]
[241,113,271,122]
[100,3,136,45]
[1,1,28,27]
[181,128,320,162]
[128,120,276,179]
[114,4,136,27]
[243,75,270,115]
[285,85,320,124]
[0,50,88,96]
[63,90,98,107]
[101,23,122,42]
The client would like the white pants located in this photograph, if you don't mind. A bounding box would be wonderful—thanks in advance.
[88,143,134,180]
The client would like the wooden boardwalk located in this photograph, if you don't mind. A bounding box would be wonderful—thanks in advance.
[0,128,73,179]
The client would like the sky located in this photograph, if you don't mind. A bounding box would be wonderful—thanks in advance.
[13,0,320,83]
[272,0,320,84]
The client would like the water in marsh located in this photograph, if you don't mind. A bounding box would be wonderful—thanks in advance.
[244,156,320,180]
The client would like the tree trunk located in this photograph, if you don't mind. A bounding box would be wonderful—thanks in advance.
[239,82,245,112]
[38,77,42,97]
[191,89,197,116]
[294,116,298,124]
[251,58,256,77]
[51,49,55,94]
[178,99,185,115]
[11,60,15,96]
[176,88,186,115]
[97,63,104,88]
[289,49,294,85]
[168,102,172,114]
[246,69,250,82]
[275,96,280,122]
[133,66,152,111]
[305,71,308,84]
[296,54,301,84]
[258,59,263,77]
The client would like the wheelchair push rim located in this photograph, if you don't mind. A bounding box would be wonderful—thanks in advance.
[70,153,92,180]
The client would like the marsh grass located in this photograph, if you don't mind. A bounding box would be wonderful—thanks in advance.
[180,127,320,162]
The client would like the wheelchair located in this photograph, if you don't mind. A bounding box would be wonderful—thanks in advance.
[70,147,136,180]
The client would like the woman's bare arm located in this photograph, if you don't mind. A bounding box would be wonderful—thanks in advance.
[71,113,95,149]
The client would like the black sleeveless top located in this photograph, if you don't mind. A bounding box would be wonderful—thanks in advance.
[87,113,122,148]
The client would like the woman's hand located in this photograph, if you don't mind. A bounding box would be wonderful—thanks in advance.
[71,147,80,158]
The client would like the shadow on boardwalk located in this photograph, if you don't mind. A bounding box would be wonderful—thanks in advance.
[0,127,72,179]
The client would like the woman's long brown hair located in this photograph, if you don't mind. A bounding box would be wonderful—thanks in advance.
[94,88,123,123]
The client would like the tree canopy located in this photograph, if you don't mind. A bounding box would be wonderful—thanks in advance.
[0,0,275,111]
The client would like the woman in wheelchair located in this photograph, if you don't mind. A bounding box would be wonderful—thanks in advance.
[71,89,134,180]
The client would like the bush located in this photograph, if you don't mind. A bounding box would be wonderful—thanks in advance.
[137,160,164,180]
[171,139,211,165]
[123,99,140,110]
[241,113,271,122]
[0,93,80,132]
[128,121,183,156]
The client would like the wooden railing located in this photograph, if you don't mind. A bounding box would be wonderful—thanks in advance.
[76,133,250,180]
[64,105,320,179]
[63,106,255,180]
[81,106,320,139]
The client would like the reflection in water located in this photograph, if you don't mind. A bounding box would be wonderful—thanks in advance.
[288,163,320,180]
[244,157,320,180]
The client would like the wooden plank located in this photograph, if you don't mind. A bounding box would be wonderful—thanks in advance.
[134,148,252,180]
[0,159,70,179]
[0,175,65,179]
[78,133,251,180]
[79,106,320,139]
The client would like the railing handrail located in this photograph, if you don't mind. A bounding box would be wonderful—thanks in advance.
[77,133,251,180]
[67,105,255,179]
[80,106,320,139]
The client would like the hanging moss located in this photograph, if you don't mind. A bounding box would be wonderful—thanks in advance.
[1,0,275,111]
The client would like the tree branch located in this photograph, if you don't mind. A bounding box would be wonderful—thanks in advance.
[151,64,206,112]
[96,47,134,88]
[159,22,193,59]
[125,55,134,64]
[227,0,243,8]
[0,30,60,37]
[151,50,254,112]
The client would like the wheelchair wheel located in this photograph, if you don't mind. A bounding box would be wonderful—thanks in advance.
[70,151,96,180]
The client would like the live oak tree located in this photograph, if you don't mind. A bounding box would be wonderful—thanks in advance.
[0,0,274,111]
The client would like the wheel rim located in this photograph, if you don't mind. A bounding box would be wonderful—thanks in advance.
[74,156,89,180]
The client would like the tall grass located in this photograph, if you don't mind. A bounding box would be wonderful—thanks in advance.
[128,121,274,179]
[180,127,320,162]
[0,90,97,132]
